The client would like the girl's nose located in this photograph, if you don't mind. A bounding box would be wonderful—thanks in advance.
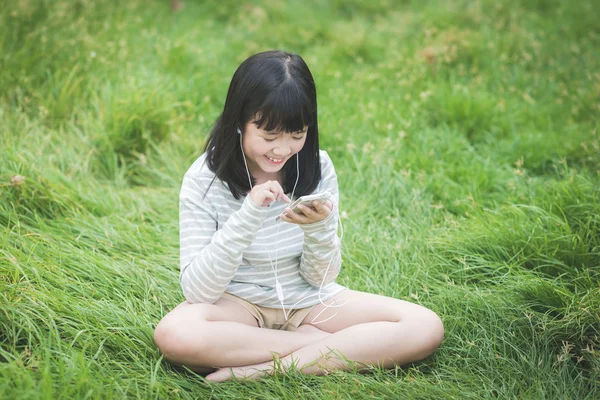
[273,144,291,157]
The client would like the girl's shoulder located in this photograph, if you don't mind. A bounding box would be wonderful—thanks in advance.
[319,149,335,171]
[183,152,211,178]
[181,153,228,195]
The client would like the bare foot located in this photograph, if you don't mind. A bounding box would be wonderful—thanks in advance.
[204,326,331,383]
[205,361,274,382]
[205,326,330,383]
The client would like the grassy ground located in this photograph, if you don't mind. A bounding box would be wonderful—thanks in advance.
[1,0,599,398]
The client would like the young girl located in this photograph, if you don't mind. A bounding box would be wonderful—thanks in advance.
[154,50,444,382]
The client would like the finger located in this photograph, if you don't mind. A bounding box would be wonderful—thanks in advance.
[310,201,330,215]
[312,201,325,213]
[264,191,276,201]
[280,207,293,220]
[278,212,291,222]
[279,214,299,224]
[313,200,333,212]
[262,192,276,206]
[266,180,285,193]
[284,207,310,224]
[266,181,288,202]
[298,203,319,218]
[292,212,312,224]
[276,191,290,202]
[279,210,294,223]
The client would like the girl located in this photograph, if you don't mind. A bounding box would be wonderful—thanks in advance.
[154,50,444,382]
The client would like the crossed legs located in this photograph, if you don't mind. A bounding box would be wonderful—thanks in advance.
[153,289,444,382]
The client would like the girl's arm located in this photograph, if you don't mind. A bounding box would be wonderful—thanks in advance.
[178,175,269,303]
[297,152,342,287]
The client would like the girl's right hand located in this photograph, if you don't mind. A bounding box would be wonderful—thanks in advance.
[249,181,291,207]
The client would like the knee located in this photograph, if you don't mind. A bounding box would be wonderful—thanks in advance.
[417,310,445,354]
[397,308,444,361]
[153,313,207,363]
[154,316,183,361]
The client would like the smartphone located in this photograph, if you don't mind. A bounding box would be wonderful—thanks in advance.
[276,192,332,221]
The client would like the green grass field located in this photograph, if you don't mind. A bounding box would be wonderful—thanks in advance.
[1,0,599,398]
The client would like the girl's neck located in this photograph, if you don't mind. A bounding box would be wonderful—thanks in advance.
[253,172,283,186]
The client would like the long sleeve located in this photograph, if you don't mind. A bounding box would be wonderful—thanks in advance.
[179,175,269,303]
[297,154,342,287]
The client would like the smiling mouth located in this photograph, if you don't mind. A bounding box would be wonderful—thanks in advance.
[265,155,285,164]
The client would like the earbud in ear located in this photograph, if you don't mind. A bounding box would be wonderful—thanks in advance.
[237,128,242,135]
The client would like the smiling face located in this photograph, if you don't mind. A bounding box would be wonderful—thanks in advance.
[241,120,308,184]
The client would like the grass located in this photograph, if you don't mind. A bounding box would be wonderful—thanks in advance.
[1,0,599,398]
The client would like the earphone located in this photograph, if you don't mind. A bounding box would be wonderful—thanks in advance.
[237,127,347,324]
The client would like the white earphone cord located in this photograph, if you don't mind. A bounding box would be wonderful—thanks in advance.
[239,129,347,325]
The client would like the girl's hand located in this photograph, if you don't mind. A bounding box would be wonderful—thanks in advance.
[249,181,291,207]
[279,200,333,225]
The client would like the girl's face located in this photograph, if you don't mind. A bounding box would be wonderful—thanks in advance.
[241,121,308,182]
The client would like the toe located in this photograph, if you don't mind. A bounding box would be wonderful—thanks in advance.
[205,369,231,382]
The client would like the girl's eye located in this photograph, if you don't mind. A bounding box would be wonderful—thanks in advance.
[293,136,305,140]
[264,138,276,142]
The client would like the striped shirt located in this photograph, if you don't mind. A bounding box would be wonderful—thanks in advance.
[179,149,347,309]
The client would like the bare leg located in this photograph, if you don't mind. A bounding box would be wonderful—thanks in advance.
[205,290,445,382]
[154,297,330,370]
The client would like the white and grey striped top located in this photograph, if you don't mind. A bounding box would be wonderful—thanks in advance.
[179,149,347,309]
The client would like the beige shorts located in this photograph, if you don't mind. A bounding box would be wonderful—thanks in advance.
[220,292,315,332]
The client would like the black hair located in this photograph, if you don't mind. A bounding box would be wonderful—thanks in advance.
[204,50,321,200]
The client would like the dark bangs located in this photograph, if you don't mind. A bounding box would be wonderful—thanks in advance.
[204,50,322,200]
[250,79,314,133]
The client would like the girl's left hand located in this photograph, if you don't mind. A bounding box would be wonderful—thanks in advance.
[279,200,333,225]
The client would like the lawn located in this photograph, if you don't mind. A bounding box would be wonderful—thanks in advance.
[1,0,599,398]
